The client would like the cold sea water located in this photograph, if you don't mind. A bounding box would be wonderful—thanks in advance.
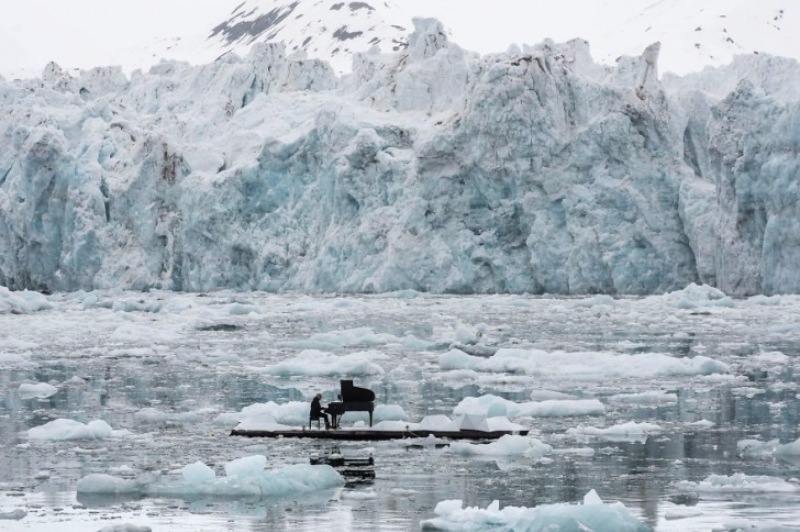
[2,289,800,531]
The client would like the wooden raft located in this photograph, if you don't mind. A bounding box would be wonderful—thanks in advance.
[230,428,528,441]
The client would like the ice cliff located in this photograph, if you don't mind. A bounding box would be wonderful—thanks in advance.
[1,19,799,295]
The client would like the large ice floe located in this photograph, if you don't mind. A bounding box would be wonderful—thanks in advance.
[440,348,728,380]
[26,418,121,441]
[567,421,663,443]
[453,394,605,418]
[77,457,345,500]
[448,435,554,459]
[2,16,800,296]
[18,381,58,399]
[675,473,800,494]
[421,490,648,531]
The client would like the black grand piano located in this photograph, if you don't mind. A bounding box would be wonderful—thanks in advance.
[326,380,376,428]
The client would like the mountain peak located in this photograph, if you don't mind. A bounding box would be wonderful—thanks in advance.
[206,0,410,72]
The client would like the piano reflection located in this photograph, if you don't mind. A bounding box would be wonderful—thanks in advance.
[326,379,376,428]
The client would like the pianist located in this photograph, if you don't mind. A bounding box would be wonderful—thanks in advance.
[310,393,331,430]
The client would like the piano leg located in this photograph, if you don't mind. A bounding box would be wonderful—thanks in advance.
[369,411,373,427]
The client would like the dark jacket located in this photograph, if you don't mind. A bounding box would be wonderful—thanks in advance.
[310,397,325,417]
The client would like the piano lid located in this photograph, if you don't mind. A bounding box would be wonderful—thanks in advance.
[340,379,376,402]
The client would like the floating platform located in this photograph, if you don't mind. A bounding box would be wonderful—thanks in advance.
[230,428,528,441]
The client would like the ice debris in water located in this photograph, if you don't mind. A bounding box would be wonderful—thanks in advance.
[27,419,115,440]
[0,509,27,520]
[260,349,385,377]
[675,473,800,493]
[0,287,52,314]
[567,421,663,442]
[421,490,648,531]
[453,394,605,418]
[77,458,345,499]
[18,382,58,399]
[97,525,152,532]
[439,348,729,379]
[776,437,800,457]
[448,435,553,459]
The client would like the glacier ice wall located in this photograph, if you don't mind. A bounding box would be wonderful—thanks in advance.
[1,19,799,295]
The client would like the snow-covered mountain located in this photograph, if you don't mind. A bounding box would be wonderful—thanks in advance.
[2,18,799,296]
[2,1,799,79]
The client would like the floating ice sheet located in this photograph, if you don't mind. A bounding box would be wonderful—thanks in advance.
[421,490,648,531]
[449,435,553,459]
[454,394,605,418]
[77,460,345,500]
[567,421,663,442]
[27,419,118,441]
[440,348,728,380]
[18,382,58,399]
[675,473,799,493]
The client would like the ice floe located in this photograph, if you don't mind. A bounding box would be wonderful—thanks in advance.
[449,435,553,459]
[440,348,728,380]
[0,508,27,520]
[609,390,678,405]
[675,473,799,493]
[18,382,58,399]
[77,459,344,499]
[421,490,648,531]
[775,437,800,457]
[261,350,385,377]
[567,421,663,442]
[26,419,121,441]
[0,286,52,314]
[453,394,605,418]
[97,525,152,532]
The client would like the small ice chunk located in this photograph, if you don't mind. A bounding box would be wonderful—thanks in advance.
[182,461,216,484]
[27,419,114,440]
[423,490,646,530]
[567,421,663,442]
[97,525,152,532]
[417,415,459,432]
[676,473,799,493]
[583,489,603,505]
[776,437,800,457]
[225,455,266,479]
[454,323,479,345]
[0,509,27,520]
[18,382,58,399]
[77,474,142,494]
[457,413,490,432]
[449,435,553,459]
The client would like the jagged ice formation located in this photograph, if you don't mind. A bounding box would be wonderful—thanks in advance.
[1,19,799,295]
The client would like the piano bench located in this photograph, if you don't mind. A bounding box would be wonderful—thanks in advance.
[309,415,322,429]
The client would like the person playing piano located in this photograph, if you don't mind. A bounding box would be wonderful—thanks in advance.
[310,393,331,430]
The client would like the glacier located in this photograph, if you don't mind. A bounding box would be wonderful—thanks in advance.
[1,18,799,296]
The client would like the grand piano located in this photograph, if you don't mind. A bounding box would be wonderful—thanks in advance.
[326,380,376,428]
